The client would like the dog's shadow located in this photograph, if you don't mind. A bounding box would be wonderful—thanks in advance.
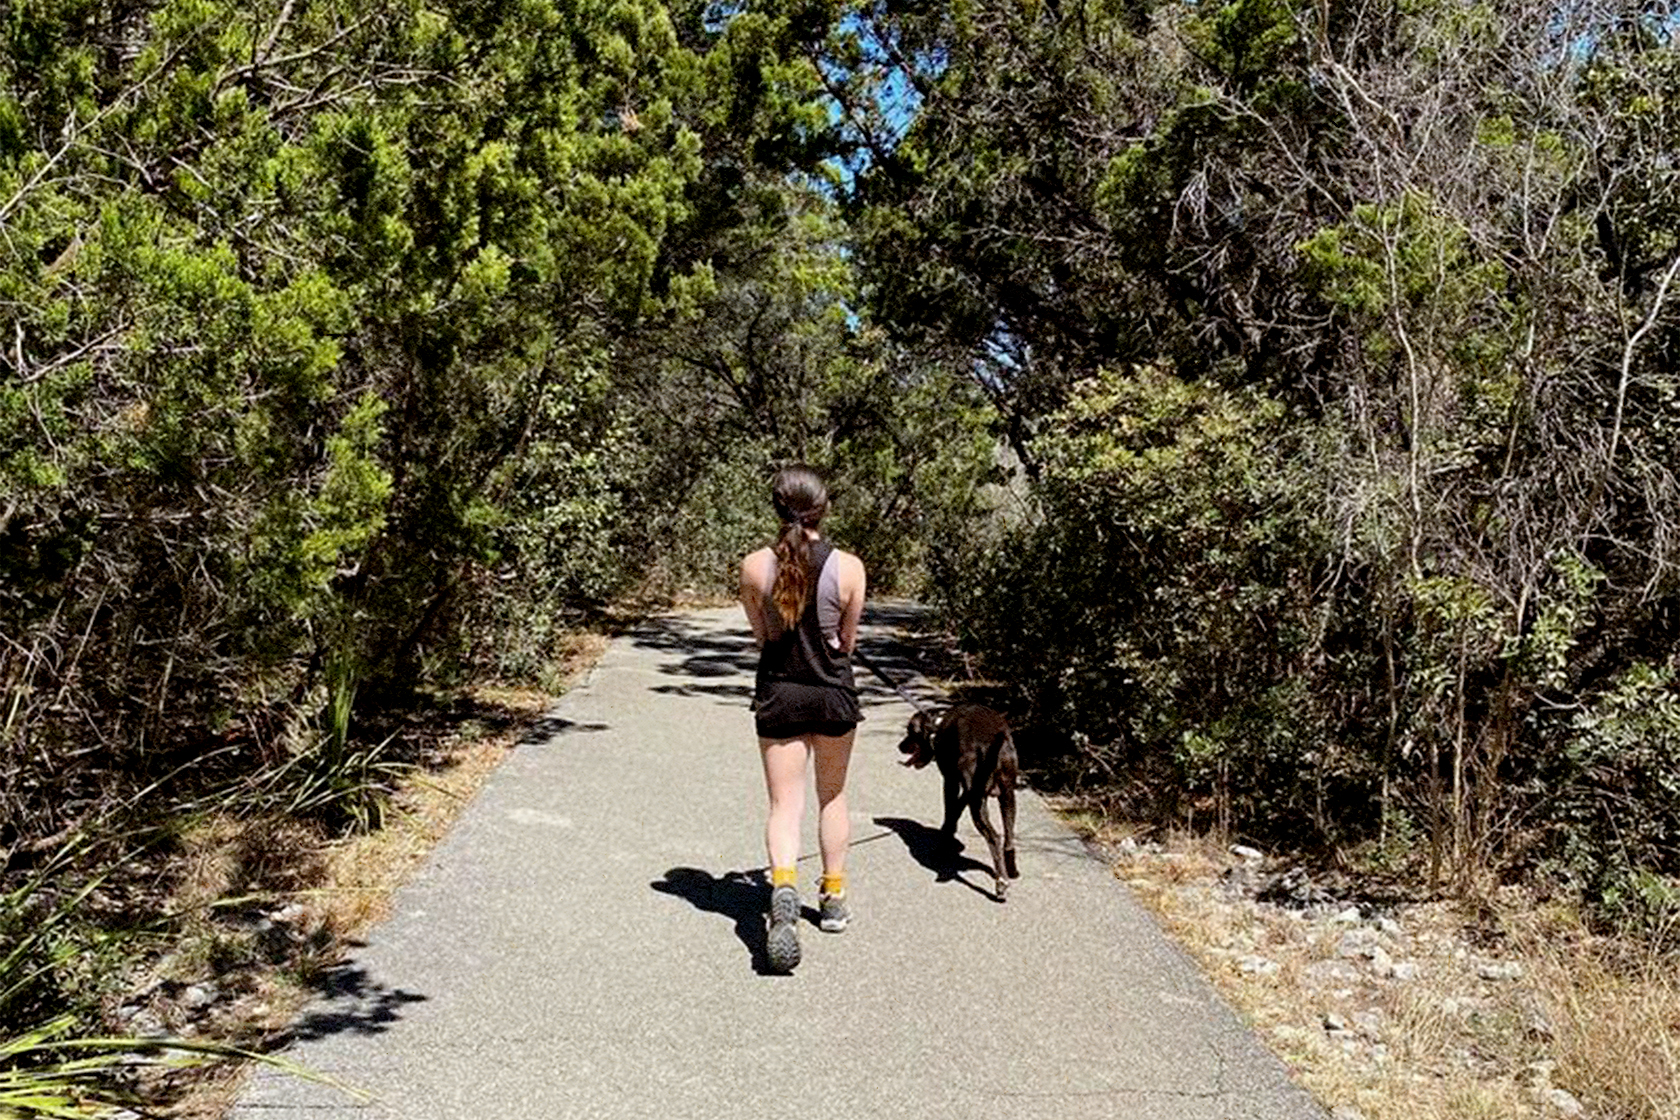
[873,816,1003,902]
[651,867,805,976]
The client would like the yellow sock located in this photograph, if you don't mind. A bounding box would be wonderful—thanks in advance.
[771,866,798,888]
[821,873,846,897]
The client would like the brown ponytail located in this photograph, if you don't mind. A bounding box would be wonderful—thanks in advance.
[769,465,830,629]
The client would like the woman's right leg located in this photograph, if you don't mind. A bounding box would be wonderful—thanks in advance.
[760,735,809,873]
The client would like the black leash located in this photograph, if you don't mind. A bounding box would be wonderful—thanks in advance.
[853,645,934,714]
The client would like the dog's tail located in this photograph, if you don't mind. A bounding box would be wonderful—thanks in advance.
[987,730,1016,794]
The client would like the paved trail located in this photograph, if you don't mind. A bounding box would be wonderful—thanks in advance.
[233,605,1325,1120]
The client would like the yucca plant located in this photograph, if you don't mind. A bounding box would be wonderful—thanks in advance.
[0,1015,355,1120]
[243,729,406,833]
[1,1015,194,1119]
[0,803,357,1117]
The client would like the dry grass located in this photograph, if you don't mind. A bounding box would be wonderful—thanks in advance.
[1087,820,1680,1120]
[1517,916,1680,1120]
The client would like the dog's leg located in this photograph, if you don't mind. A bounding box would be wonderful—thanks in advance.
[967,791,1008,901]
[997,777,1020,880]
[939,768,964,839]
[968,747,1008,900]
[998,732,1020,880]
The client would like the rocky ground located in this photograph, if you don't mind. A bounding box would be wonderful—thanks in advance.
[1102,832,1602,1120]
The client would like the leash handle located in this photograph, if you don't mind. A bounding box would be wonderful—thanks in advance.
[853,645,933,714]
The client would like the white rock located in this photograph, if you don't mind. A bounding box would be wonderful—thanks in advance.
[1337,928,1377,958]
[1376,916,1403,936]
[1230,844,1265,862]
[1478,960,1524,982]
[1118,836,1139,854]
[127,1010,169,1039]
[1332,906,1363,924]
[1237,954,1279,976]
[182,983,218,1010]
[1545,1088,1584,1117]
[1323,1012,1349,1033]
[1518,992,1556,1039]
[1304,960,1364,989]
[1368,945,1395,978]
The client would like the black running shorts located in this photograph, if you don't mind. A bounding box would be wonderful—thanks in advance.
[753,679,860,741]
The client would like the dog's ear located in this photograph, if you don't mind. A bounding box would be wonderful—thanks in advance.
[907,711,930,737]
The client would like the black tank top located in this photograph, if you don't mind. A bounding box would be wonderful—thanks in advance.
[755,539,857,695]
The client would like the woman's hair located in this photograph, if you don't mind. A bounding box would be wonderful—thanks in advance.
[770,464,830,629]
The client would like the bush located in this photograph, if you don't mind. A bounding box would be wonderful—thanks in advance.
[933,365,1337,841]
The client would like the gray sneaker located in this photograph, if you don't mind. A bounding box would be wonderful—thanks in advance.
[766,885,801,972]
[818,891,850,933]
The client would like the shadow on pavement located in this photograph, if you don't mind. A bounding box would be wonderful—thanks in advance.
[633,616,760,699]
[872,816,1003,902]
[861,601,929,631]
[630,601,959,711]
[521,715,610,743]
[632,616,754,659]
[281,962,428,1044]
[853,605,946,713]
[650,681,754,701]
[651,867,793,977]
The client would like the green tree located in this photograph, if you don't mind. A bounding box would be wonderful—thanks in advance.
[811,0,1680,903]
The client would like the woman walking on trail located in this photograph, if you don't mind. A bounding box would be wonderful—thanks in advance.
[739,464,867,973]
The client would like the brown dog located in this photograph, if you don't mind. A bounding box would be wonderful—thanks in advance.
[898,703,1021,900]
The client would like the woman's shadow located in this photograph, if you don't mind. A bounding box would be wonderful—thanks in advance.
[651,867,802,976]
[872,816,1002,901]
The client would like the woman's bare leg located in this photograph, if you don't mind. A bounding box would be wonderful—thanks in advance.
[760,736,810,873]
[810,729,856,879]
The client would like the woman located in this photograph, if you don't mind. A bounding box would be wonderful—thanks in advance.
[739,464,867,973]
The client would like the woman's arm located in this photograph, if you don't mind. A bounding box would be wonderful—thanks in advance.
[835,552,867,654]
[739,549,775,647]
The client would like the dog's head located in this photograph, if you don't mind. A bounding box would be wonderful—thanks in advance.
[897,710,937,769]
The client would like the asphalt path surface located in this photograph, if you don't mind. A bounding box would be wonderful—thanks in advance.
[233,604,1327,1120]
